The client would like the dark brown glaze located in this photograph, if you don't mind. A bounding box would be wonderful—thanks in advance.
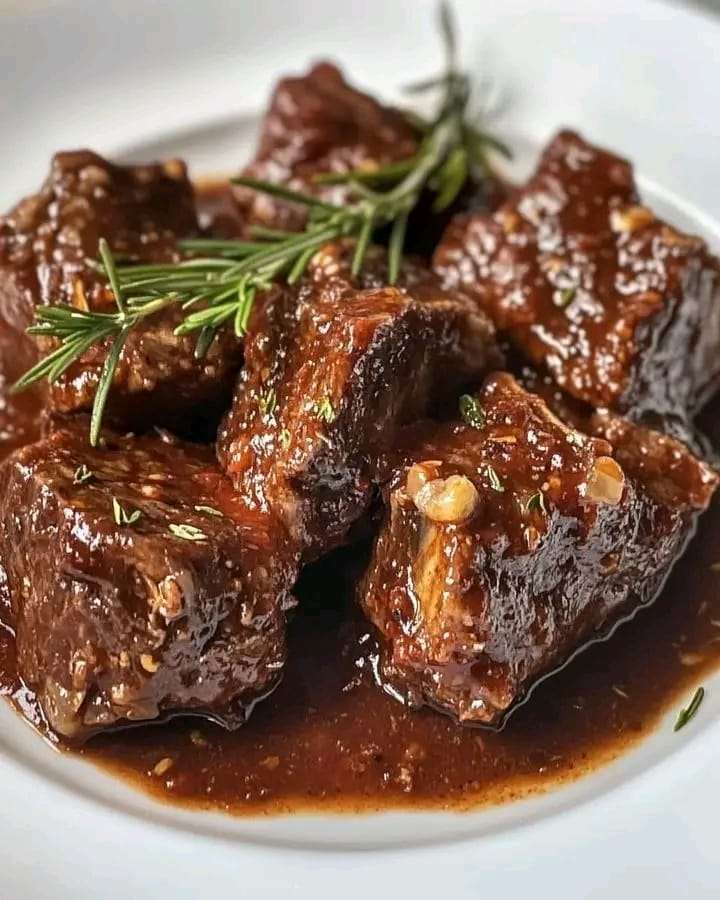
[434,130,720,419]
[0,418,298,740]
[217,243,501,560]
[0,391,719,813]
[76,494,720,813]
[0,183,719,818]
[235,62,418,232]
[0,151,243,435]
[360,374,717,724]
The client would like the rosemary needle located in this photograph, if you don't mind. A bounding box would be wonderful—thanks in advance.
[13,2,509,446]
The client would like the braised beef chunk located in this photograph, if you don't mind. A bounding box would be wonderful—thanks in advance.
[360,373,717,725]
[0,419,297,740]
[235,63,504,254]
[217,243,501,559]
[235,62,418,232]
[0,151,242,433]
[434,130,720,419]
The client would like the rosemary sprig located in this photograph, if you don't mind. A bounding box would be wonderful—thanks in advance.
[12,2,508,446]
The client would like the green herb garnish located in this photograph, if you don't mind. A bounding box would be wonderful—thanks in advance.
[485,465,504,493]
[673,686,705,732]
[112,497,142,526]
[194,505,223,518]
[169,523,208,542]
[258,387,277,417]
[73,464,94,485]
[12,3,508,447]
[314,396,335,423]
[459,394,486,429]
[526,490,546,514]
[554,286,576,308]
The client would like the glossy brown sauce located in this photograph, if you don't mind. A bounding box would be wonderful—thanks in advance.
[0,182,718,816]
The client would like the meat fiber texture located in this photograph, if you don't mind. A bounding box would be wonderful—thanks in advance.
[0,418,298,741]
[0,150,242,435]
[360,373,717,725]
[434,130,720,421]
[217,243,502,561]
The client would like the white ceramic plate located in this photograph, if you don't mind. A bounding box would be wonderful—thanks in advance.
[2,1,720,897]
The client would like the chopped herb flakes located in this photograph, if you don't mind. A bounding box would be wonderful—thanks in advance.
[555,287,576,308]
[314,396,335,423]
[279,428,292,449]
[459,394,486,429]
[73,464,94,485]
[485,465,504,493]
[526,491,546,514]
[169,523,207,542]
[112,498,142,527]
[673,686,705,732]
[258,387,277,417]
[194,505,223,518]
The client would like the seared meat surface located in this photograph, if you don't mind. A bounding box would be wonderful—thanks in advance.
[434,130,720,419]
[217,243,501,559]
[0,151,242,433]
[361,373,717,725]
[0,418,297,740]
[235,62,418,232]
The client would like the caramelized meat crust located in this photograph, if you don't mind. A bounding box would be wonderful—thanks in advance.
[217,244,501,559]
[235,62,418,231]
[360,373,717,725]
[0,419,298,741]
[434,130,720,418]
[0,150,242,433]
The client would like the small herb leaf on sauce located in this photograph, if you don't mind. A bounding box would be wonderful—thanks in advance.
[526,490,546,514]
[459,394,486,429]
[554,286,576,308]
[194,505,223,518]
[673,686,705,732]
[112,498,142,527]
[258,387,277,417]
[169,523,208,542]
[485,465,504,493]
[73,464,94,485]
[314,397,335,424]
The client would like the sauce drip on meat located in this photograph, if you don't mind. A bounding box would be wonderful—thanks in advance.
[0,182,718,816]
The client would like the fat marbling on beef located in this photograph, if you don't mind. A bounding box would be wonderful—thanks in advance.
[0,418,297,740]
[360,373,717,725]
[217,242,502,560]
[0,151,242,434]
[434,130,720,420]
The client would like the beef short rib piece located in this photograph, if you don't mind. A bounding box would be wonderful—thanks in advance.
[0,150,242,433]
[217,243,501,560]
[0,418,297,741]
[235,62,418,232]
[360,373,717,725]
[234,63,503,253]
[434,130,720,419]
